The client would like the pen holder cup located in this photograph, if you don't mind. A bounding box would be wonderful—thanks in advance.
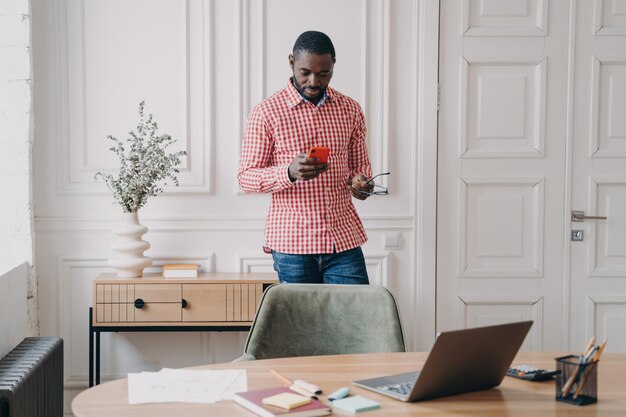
[555,355,598,406]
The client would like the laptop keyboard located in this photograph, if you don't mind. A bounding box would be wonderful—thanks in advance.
[377,381,414,397]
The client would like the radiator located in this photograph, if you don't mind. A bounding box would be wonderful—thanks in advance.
[0,337,63,417]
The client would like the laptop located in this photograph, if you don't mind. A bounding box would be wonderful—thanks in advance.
[353,321,533,402]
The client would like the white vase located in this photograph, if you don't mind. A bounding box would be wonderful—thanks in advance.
[108,212,152,278]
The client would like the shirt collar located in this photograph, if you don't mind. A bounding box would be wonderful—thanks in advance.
[286,78,335,108]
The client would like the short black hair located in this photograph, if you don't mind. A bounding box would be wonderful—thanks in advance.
[292,31,336,60]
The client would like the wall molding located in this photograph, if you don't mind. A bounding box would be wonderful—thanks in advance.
[35,215,415,232]
[57,0,214,195]
[364,251,390,286]
[371,0,391,185]
[237,253,274,273]
[235,0,265,152]
[57,257,107,387]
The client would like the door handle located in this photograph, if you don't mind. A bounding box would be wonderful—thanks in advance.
[571,210,607,222]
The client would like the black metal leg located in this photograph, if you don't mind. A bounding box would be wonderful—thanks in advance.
[96,330,101,385]
[86,318,251,387]
[89,308,94,387]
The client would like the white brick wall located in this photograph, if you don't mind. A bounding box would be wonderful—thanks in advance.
[0,0,38,335]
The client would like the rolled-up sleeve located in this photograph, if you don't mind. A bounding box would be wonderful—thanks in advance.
[348,104,372,181]
[237,106,294,193]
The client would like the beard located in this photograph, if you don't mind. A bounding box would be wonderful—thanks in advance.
[291,76,325,103]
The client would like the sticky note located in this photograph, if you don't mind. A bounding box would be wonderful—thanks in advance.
[262,392,312,409]
[332,395,380,413]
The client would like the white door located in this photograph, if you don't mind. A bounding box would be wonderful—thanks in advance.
[569,0,626,353]
[437,0,571,350]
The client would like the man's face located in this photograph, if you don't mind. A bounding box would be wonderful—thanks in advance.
[289,52,335,101]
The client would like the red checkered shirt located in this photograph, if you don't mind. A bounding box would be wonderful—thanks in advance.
[238,79,372,254]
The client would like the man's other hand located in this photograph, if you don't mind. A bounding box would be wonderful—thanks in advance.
[288,153,329,181]
[350,174,374,200]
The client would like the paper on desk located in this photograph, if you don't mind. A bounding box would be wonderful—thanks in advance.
[128,368,247,404]
[159,368,248,400]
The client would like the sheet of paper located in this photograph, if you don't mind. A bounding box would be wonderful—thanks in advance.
[158,368,248,400]
[128,368,247,404]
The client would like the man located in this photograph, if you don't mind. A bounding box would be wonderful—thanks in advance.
[238,31,375,284]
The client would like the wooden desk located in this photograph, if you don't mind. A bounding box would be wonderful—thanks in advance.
[89,272,277,387]
[73,352,626,416]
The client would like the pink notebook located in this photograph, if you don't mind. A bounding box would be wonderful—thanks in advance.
[233,387,331,417]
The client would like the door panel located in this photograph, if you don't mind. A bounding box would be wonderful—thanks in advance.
[461,57,547,157]
[438,0,569,349]
[569,0,626,353]
[459,177,544,277]
[463,0,548,37]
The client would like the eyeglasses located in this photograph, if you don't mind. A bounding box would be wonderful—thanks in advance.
[362,172,390,196]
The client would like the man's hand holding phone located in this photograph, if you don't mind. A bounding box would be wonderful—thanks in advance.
[288,146,329,182]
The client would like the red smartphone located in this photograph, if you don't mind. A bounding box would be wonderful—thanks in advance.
[308,146,329,163]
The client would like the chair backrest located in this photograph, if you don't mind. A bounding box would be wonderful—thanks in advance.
[240,284,406,360]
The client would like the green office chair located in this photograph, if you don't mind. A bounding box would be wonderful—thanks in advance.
[235,284,406,361]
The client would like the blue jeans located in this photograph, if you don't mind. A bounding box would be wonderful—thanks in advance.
[271,247,369,284]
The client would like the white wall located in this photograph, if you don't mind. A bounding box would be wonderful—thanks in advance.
[31,0,438,413]
[0,0,38,336]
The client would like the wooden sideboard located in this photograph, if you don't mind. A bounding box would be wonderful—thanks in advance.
[89,272,278,386]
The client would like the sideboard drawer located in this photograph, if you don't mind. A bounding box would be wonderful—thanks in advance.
[183,284,227,322]
[134,303,181,322]
[134,284,181,303]
[181,283,265,322]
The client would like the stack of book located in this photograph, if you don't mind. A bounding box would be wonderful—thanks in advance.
[162,263,198,278]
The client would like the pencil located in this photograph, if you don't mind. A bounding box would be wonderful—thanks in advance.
[582,336,596,357]
[562,336,596,396]
[572,365,592,399]
[573,338,608,399]
[593,339,607,362]
[561,363,580,396]
[270,369,292,387]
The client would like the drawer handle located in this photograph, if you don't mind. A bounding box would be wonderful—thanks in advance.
[134,298,145,309]
[181,299,188,309]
